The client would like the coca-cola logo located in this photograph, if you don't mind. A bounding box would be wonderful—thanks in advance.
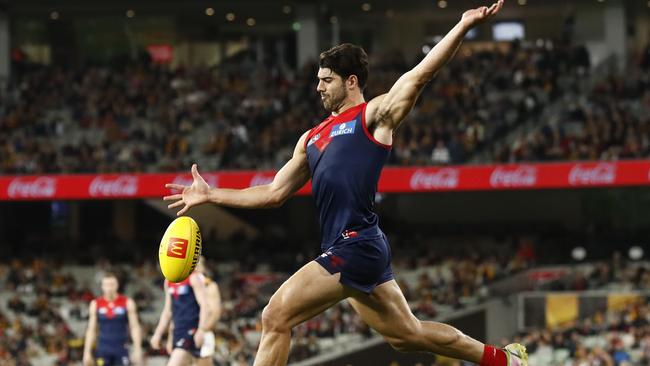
[8,177,57,198]
[409,169,460,190]
[490,166,538,188]
[249,174,274,187]
[172,174,219,189]
[568,164,616,186]
[89,176,138,197]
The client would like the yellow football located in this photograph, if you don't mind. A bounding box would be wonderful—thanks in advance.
[158,216,202,283]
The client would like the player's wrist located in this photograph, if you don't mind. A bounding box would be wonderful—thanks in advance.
[456,19,474,34]
[206,188,219,204]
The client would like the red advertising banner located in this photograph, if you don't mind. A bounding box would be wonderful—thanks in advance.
[1,160,649,201]
[146,45,173,63]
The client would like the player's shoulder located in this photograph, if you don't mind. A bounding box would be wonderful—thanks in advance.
[118,294,132,303]
[189,271,205,284]
[203,275,214,285]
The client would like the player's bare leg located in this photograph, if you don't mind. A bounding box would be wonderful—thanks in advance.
[253,261,351,366]
[167,349,193,366]
[348,280,527,365]
[195,357,212,366]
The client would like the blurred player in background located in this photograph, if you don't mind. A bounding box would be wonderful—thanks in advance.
[83,272,143,366]
[166,257,222,365]
[151,261,211,365]
[164,1,528,366]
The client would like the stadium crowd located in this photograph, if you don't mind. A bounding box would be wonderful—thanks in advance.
[510,301,650,366]
[0,39,601,175]
[493,61,650,163]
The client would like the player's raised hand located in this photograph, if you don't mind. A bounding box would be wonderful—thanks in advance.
[460,0,504,28]
[164,164,210,216]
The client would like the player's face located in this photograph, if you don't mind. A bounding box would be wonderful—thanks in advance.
[101,277,118,297]
[317,68,348,112]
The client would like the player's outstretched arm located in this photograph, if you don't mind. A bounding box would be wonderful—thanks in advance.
[189,273,210,347]
[366,0,504,131]
[164,132,310,215]
[82,300,97,366]
[126,298,143,365]
[204,282,222,330]
[150,285,173,350]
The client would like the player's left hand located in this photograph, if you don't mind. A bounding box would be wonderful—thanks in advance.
[460,0,504,28]
[164,164,211,216]
[193,328,205,348]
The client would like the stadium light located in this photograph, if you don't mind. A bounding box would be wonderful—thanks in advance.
[438,1,448,9]
[226,13,235,21]
[571,247,587,261]
[629,246,644,261]
[282,5,292,14]
[362,3,372,12]
[126,10,135,18]
[205,8,215,16]
[50,11,59,20]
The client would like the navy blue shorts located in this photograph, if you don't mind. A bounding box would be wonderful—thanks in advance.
[315,231,394,294]
[95,348,130,366]
[173,327,201,358]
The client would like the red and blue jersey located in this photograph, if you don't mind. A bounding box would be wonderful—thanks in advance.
[166,274,200,334]
[305,103,391,250]
[96,295,129,353]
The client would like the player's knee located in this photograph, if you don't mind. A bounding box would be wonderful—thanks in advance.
[434,327,464,347]
[261,303,290,333]
[386,335,423,353]
[385,322,425,353]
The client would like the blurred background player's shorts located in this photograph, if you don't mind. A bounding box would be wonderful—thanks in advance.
[200,331,216,358]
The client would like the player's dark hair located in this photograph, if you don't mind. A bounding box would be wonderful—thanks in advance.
[319,43,369,90]
[102,271,118,281]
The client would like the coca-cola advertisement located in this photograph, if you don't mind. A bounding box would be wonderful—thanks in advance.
[489,166,538,188]
[7,177,57,199]
[249,173,275,187]
[0,161,649,200]
[409,169,460,190]
[89,176,139,197]
[568,164,617,186]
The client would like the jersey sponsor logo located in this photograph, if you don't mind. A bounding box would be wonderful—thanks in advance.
[307,133,321,147]
[329,121,356,137]
[167,238,188,259]
[168,283,191,298]
[98,304,125,319]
